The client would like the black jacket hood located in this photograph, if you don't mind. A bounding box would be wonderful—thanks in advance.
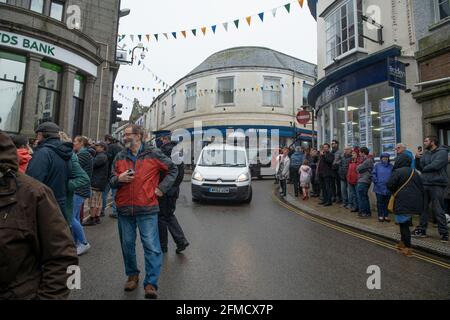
[394,153,411,170]
[40,137,73,161]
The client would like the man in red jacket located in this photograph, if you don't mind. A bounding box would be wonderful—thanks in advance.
[110,125,178,300]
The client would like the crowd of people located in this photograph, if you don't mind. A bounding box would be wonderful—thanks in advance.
[276,138,449,256]
[0,122,188,300]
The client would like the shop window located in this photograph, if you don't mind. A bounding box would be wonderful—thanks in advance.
[50,0,64,21]
[325,0,364,65]
[368,83,396,157]
[217,77,234,105]
[347,90,365,148]
[436,0,450,21]
[69,75,84,137]
[263,77,281,107]
[185,83,196,112]
[0,51,26,133]
[323,105,331,143]
[35,61,61,129]
[30,0,44,13]
[333,99,346,147]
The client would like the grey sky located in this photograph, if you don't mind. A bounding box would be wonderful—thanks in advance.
[115,0,317,119]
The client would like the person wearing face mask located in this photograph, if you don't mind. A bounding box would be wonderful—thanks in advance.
[373,153,394,222]
[110,125,178,299]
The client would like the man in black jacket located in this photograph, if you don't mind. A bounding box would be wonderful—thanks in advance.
[413,136,449,242]
[318,143,334,206]
[103,135,123,219]
[158,135,189,254]
[84,142,109,226]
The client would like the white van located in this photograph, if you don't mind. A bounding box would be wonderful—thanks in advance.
[191,144,252,203]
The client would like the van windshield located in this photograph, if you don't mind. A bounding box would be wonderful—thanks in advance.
[199,149,247,167]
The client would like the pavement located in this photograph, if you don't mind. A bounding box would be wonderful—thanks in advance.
[71,180,450,300]
[281,183,450,258]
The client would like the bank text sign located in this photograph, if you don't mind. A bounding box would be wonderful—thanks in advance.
[0,31,97,76]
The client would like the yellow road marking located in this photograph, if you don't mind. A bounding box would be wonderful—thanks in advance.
[272,193,450,270]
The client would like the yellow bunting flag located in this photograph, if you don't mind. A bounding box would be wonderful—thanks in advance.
[201,27,207,35]
[298,0,304,7]
[146,34,151,42]
[181,31,187,38]
[246,16,252,26]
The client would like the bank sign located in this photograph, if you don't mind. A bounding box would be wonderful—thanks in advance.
[0,31,97,76]
[388,57,406,91]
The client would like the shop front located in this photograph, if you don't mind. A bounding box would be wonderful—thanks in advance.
[309,46,409,158]
[0,30,98,137]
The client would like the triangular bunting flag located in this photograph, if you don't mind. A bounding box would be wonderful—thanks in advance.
[298,0,304,8]
[258,12,264,22]
[130,35,135,42]
[212,25,217,34]
[223,22,228,31]
[181,31,187,38]
[234,19,240,29]
[163,33,168,40]
[201,27,206,35]
[192,29,197,36]
[154,34,159,41]
[272,8,277,17]
[172,32,177,39]
[246,16,251,26]
[138,35,142,42]
[284,3,291,13]
[146,34,151,42]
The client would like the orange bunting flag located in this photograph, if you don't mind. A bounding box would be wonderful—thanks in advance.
[246,16,252,26]
[146,34,151,42]
[201,27,207,35]
[181,31,187,38]
[298,0,304,7]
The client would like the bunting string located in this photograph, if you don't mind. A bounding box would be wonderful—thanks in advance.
[117,0,306,45]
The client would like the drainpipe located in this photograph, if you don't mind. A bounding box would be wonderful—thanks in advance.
[95,41,110,141]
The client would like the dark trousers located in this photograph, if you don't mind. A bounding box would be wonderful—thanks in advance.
[376,194,390,219]
[290,167,301,196]
[158,194,187,250]
[279,179,287,196]
[332,173,341,201]
[399,222,411,248]
[419,186,449,236]
[320,176,333,204]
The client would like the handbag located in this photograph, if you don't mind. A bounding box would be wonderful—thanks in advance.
[388,169,414,213]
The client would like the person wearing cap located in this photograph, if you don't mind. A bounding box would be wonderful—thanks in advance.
[0,131,78,300]
[26,122,74,216]
[158,134,189,254]
[84,141,109,226]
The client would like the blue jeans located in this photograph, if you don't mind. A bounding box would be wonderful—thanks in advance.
[102,186,118,215]
[348,184,358,210]
[72,194,88,246]
[357,183,371,215]
[340,179,349,206]
[118,213,162,289]
[376,194,390,219]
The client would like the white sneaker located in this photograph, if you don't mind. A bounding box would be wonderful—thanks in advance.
[77,243,91,256]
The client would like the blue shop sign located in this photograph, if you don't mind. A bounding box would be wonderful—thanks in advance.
[388,57,407,90]
[316,59,388,108]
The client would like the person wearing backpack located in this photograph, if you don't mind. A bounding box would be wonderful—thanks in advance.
[387,153,424,257]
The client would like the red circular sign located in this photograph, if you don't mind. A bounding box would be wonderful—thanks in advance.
[296,111,311,125]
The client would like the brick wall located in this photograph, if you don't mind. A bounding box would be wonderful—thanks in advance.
[419,52,450,82]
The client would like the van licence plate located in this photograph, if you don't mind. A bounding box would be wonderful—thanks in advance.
[209,187,230,194]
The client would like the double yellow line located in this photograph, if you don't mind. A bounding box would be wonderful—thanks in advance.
[272,193,450,270]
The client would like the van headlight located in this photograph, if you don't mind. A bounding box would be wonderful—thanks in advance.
[192,171,204,182]
[237,173,250,182]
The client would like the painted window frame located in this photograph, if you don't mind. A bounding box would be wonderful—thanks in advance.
[262,76,282,107]
[185,82,197,112]
[216,76,235,106]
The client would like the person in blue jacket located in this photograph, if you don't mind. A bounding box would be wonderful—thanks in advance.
[373,153,394,222]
